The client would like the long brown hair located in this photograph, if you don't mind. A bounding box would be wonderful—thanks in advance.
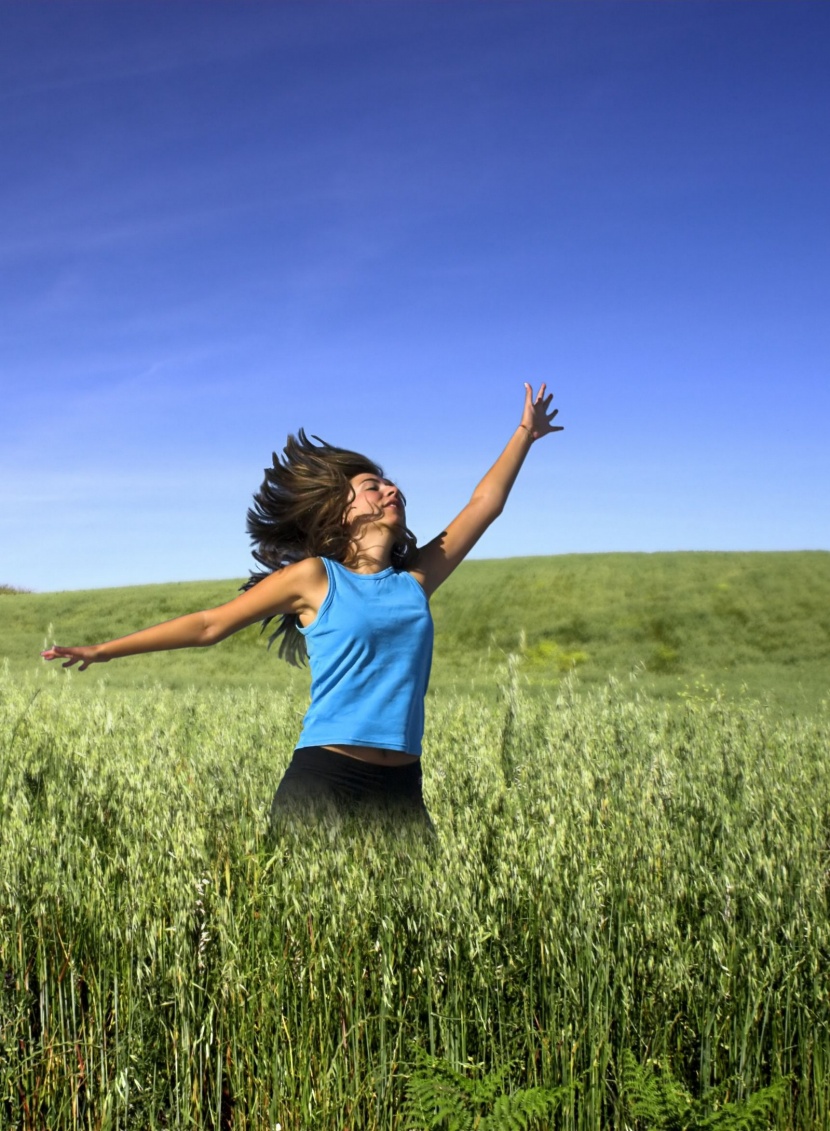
[243,429,418,665]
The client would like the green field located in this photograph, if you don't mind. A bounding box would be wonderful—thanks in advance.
[2,552,829,1128]
[1,675,828,1128]
[3,551,829,712]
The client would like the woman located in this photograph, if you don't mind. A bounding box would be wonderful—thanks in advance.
[42,383,562,825]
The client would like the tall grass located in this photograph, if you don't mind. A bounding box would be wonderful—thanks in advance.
[1,669,828,1128]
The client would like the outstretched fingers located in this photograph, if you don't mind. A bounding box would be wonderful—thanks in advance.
[522,381,564,438]
[41,647,92,671]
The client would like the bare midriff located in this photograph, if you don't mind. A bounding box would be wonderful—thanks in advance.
[322,744,420,767]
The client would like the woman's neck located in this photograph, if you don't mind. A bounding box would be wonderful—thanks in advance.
[344,534,396,574]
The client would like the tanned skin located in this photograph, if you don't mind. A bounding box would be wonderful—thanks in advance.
[42,384,563,765]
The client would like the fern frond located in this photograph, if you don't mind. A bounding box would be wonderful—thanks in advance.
[481,1085,571,1130]
[403,1050,476,1131]
[468,1061,513,1106]
[403,1072,474,1131]
[403,1048,570,1131]
[696,1075,789,1130]
[621,1049,690,1128]
[620,1049,789,1131]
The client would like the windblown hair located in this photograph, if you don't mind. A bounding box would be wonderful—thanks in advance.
[243,429,418,666]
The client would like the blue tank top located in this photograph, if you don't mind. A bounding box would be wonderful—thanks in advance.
[295,558,434,755]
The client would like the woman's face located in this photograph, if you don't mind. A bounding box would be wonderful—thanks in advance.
[345,472,405,533]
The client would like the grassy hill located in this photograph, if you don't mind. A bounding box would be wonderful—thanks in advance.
[2,551,828,713]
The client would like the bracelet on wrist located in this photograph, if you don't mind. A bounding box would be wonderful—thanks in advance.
[519,424,535,442]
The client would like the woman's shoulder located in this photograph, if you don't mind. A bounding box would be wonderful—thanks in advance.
[286,556,329,582]
[263,556,328,598]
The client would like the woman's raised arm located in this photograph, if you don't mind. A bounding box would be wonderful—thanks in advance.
[41,556,326,671]
[410,383,562,598]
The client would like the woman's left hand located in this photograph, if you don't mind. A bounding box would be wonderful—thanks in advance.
[522,383,563,441]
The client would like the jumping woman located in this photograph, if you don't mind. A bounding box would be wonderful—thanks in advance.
[42,384,562,825]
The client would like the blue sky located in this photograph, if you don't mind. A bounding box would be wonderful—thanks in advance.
[2,1,828,592]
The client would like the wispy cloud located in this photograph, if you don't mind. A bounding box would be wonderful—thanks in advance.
[1,1,827,591]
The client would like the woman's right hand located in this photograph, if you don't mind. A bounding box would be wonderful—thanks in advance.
[41,646,107,671]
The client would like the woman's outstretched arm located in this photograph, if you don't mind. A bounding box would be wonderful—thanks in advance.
[41,556,326,671]
[410,383,562,597]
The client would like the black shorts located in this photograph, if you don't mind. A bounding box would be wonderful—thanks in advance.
[270,745,433,828]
